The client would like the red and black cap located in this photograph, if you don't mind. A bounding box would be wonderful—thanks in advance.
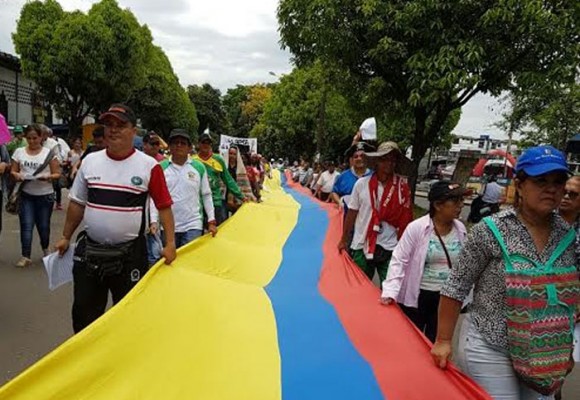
[99,103,137,126]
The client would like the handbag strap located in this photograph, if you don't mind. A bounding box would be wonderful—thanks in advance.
[433,222,453,269]
[32,148,56,177]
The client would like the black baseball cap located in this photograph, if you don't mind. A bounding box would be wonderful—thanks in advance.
[99,103,137,126]
[428,181,472,202]
[198,132,213,143]
[169,129,192,144]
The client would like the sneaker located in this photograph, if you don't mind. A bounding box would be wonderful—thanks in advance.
[15,257,32,268]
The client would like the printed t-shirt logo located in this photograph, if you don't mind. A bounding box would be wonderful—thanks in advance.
[131,176,143,186]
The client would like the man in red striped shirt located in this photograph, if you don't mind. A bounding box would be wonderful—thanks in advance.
[55,103,176,333]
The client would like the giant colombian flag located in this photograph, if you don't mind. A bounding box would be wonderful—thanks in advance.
[0,171,490,399]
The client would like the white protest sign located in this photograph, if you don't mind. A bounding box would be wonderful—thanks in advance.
[219,134,258,160]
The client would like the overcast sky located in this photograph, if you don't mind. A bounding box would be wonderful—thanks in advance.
[0,0,507,138]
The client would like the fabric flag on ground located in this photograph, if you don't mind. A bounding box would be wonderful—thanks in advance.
[0,170,490,399]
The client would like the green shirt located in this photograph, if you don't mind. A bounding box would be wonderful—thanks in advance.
[192,153,243,207]
[6,138,26,156]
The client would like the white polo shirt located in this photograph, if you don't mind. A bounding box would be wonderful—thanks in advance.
[317,170,340,193]
[151,158,215,232]
[348,176,398,252]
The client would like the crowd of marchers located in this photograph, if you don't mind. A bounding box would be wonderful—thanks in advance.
[287,132,579,400]
[1,103,578,399]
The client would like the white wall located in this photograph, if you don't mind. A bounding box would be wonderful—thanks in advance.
[0,65,35,125]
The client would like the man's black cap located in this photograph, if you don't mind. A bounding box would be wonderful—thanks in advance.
[345,141,375,159]
[169,129,192,144]
[99,103,137,126]
[198,132,213,143]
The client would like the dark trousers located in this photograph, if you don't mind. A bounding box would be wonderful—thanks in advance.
[53,180,62,205]
[399,289,440,343]
[19,192,54,257]
[215,203,228,226]
[72,234,148,333]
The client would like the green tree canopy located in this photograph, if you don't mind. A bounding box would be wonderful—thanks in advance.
[130,46,198,139]
[255,63,358,162]
[498,81,579,150]
[187,83,227,135]
[13,0,193,136]
[278,0,579,188]
[222,85,250,136]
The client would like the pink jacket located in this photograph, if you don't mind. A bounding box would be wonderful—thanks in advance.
[381,214,467,308]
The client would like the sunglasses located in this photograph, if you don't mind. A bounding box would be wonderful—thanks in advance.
[564,190,579,200]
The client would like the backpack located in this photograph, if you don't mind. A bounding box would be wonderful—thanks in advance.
[483,217,579,395]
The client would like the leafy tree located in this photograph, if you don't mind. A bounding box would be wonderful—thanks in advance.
[14,0,153,135]
[256,63,358,162]
[187,83,227,135]
[222,85,250,136]
[278,0,579,192]
[243,85,273,137]
[129,46,198,139]
[498,81,579,150]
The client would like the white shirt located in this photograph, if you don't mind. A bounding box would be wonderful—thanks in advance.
[55,137,71,162]
[12,147,55,196]
[482,181,503,203]
[43,137,59,152]
[348,176,398,252]
[70,150,171,244]
[150,159,215,232]
[317,170,340,193]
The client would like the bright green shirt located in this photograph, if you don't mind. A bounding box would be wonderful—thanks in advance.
[192,153,243,207]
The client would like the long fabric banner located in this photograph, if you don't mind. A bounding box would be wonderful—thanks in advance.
[0,170,490,399]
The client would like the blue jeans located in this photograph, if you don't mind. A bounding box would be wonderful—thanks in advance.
[19,192,54,258]
[146,232,163,266]
[175,229,203,248]
[456,315,555,400]
[147,229,203,266]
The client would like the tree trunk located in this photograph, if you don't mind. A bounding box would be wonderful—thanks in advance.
[316,87,327,157]
[409,107,428,202]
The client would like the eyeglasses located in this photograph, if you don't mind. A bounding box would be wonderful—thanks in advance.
[564,190,579,200]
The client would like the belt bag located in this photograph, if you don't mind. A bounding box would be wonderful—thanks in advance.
[85,239,135,278]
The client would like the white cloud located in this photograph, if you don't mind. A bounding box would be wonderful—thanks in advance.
[0,0,508,137]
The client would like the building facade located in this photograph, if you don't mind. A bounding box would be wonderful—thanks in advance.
[0,51,51,126]
[450,134,519,155]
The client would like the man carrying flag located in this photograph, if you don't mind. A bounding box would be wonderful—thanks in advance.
[338,141,413,284]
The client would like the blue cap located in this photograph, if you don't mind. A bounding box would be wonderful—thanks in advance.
[514,145,569,177]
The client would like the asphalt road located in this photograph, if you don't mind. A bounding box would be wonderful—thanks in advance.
[0,193,579,398]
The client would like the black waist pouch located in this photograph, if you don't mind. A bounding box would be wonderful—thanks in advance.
[85,238,135,279]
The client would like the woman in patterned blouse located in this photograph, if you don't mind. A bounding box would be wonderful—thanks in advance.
[431,146,577,399]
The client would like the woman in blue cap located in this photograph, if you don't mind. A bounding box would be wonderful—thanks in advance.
[431,146,579,399]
